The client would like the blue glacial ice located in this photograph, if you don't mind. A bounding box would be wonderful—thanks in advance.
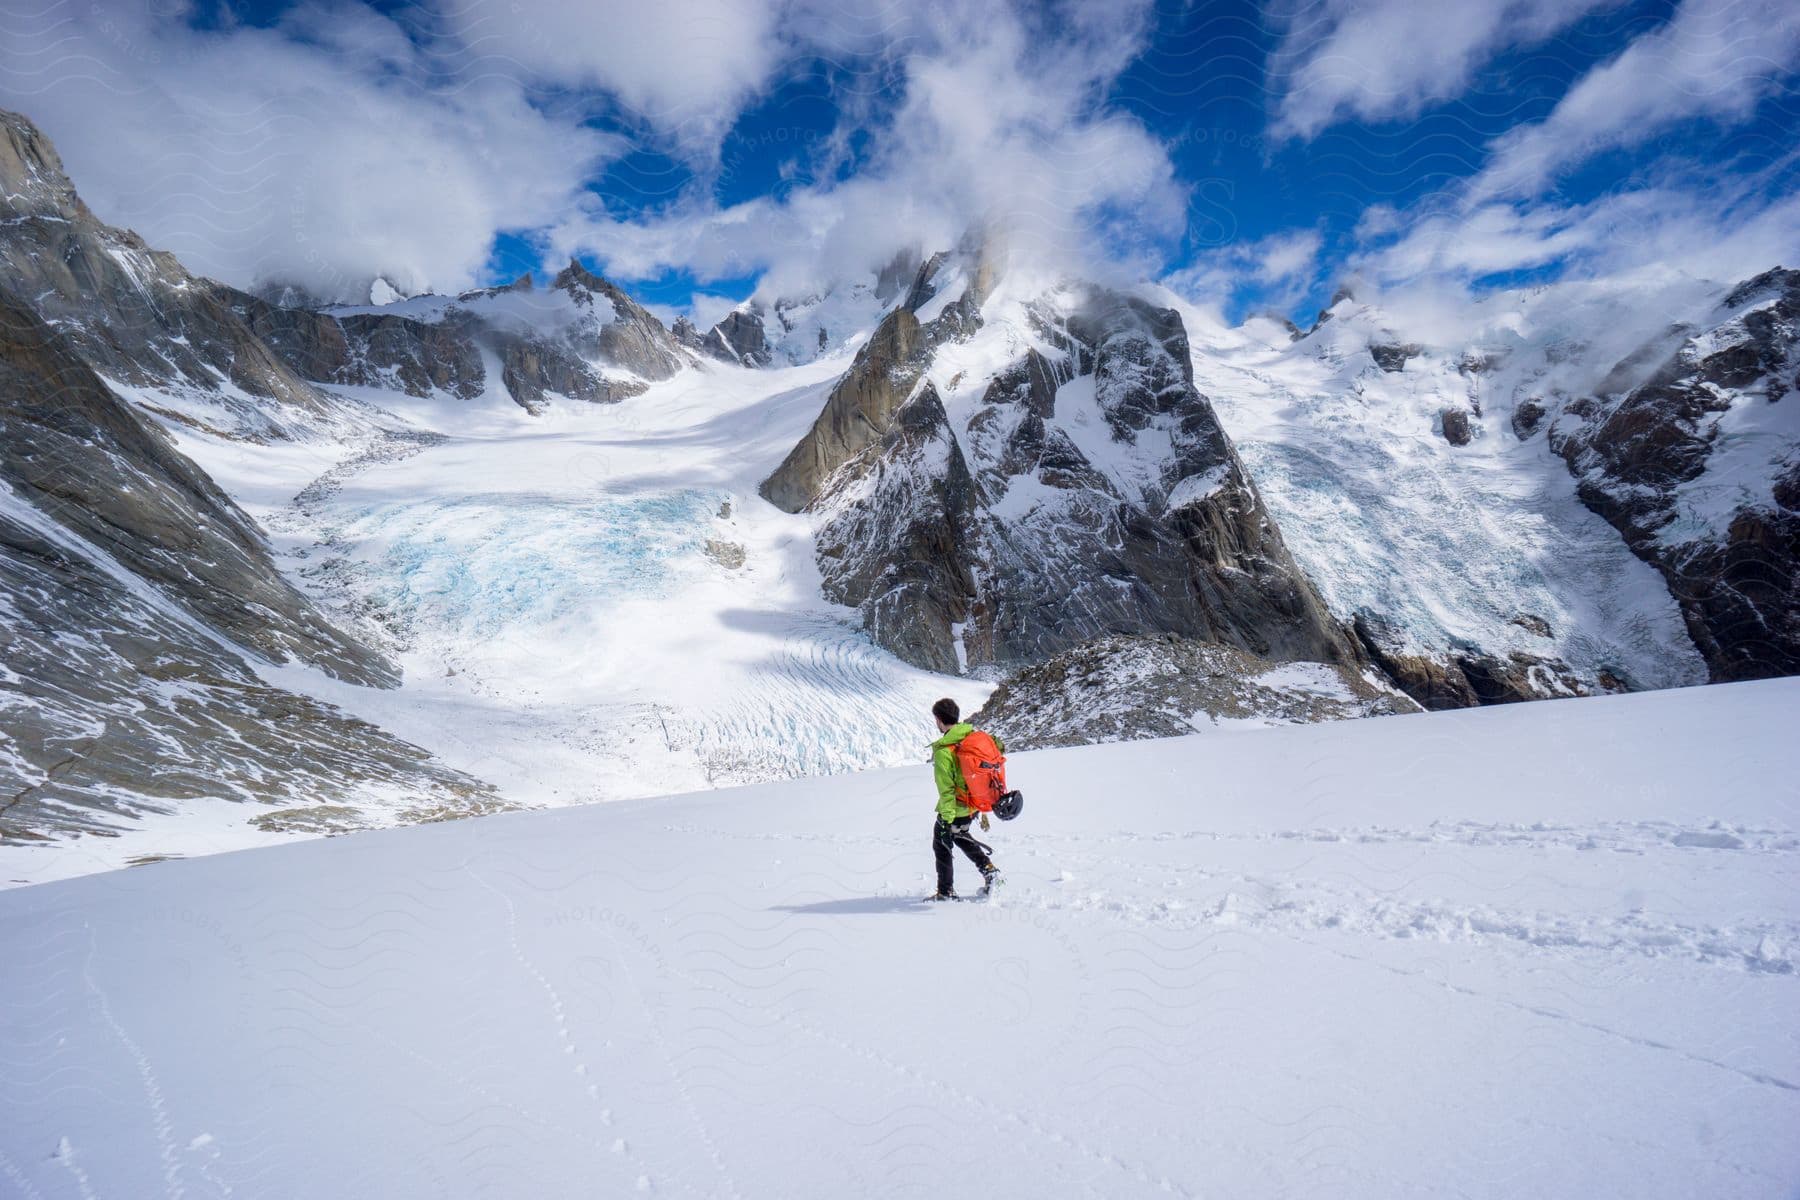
[346,489,724,640]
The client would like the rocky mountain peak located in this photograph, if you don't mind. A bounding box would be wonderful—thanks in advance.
[550,258,687,381]
[875,246,923,303]
[0,109,335,437]
[772,270,1361,675]
[1546,264,1799,681]
[1721,264,1797,310]
[550,257,606,296]
[0,110,87,222]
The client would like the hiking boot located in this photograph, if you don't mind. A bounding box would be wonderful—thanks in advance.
[979,865,1001,895]
[924,890,958,902]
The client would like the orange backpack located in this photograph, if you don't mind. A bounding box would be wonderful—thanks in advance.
[952,730,1008,813]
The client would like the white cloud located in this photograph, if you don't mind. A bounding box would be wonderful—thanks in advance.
[1350,165,1800,301]
[0,1,618,301]
[434,0,787,155]
[1474,0,1800,197]
[1164,228,1324,311]
[548,0,1184,298]
[0,0,1177,302]
[1234,0,1800,332]
[685,292,743,328]
[1269,0,1617,139]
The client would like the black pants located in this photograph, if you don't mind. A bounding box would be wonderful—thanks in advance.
[933,816,993,893]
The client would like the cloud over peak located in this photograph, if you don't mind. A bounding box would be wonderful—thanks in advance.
[1,0,1794,318]
[547,0,1185,300]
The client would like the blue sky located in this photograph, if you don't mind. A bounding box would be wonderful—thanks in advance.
[4,0,1796,320]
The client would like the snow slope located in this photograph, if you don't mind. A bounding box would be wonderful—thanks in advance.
[3,678,1795,1197]
[1163,287,1711,692]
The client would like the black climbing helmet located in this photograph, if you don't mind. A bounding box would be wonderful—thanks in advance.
[993,789,1024,821]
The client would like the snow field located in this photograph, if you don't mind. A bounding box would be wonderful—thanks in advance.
[1,679,1795,1197]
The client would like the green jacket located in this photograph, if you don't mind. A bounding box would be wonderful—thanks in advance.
[931,723,1005,822]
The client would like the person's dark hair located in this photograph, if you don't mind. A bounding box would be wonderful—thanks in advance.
[931,697,960,726]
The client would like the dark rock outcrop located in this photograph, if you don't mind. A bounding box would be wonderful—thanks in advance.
[1304,284,1358,336]
[1253,312,1305,342]
[0,109,335,438]
[711,309,772,367]
[1371,342,1423,372]
[876,248,922,302]
[1457,650,1588,705]
[980,349,1063,418]
[671,316,705,351]
[814,384,982,673]
[551,260,687,382]
[227,259,682,414]
[0,499,501,843]
[497,336,627,413]
[972,634,1419,750]
[1440,408,1473,445]
[1548,267,1800,681]
[1512,397,1547,439]
[1510,613,1554,639]
[786,271,1363,676]
[0,292,393,685]
[1352,611,1589,710]
[2,109,670,425]
[227,293,487,400]
[0,293,497,843]
[761,305,930,512]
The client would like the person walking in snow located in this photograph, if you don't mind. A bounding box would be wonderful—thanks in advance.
[925,697,1002,901]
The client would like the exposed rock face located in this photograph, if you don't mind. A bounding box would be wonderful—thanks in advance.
[1512,397,1548,439]
[0,110,335,439]
[1371,342,1424,372]
[981,349,1063,418]
[688,248,927,370]
[676,307,773,367]
[0,295,496,842]
[227,293,487,401]
[761,239,1011,514]
[1458,650,1589,705]
[1352,612,1591,710]
[3,109,652,426]
[672,316,734,365]
[1252,312,1305,342]
[972,634,1418,750]
[876,248,922,302]
[1548,267,1800,681]
[813,383,982,672]
[550,260,688,382]
[0,293,392,685]
[711,309,772,367]
[1510,613,1554,639]
[229,258,687,415]
[1,108,692,425]
[703,539,747,569]
[781,262,1362,676]
[1440,408,1473,445]
[762,306,928,512]
[0,504,501,842]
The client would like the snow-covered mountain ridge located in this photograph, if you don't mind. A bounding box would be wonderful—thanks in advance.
[1164,271,1797,699]
[2,103,1797,883]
